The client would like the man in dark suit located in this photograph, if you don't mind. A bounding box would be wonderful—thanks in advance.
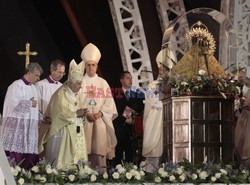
[112,71,144,165]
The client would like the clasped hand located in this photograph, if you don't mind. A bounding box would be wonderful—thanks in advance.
[30,97,37,108]
[76,108,88,117]
[86,112,103,122]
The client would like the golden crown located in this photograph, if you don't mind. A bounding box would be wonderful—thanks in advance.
[185,21,216,55]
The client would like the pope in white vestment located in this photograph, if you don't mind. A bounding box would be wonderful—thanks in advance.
[1,63,43,169]
[39,60,88,169]
[143,48,173,172]
[80,43,117,172]
[36,59,65,114]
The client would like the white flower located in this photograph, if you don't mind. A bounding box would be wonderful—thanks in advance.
[26,171,32,179]
[40,177,46,183]
[154,176,161,183]
[181,81,188,86]
[135,174,141,180]
[211,176,217,182]
[84,165,93,174]
[11,167,18,176]
[169,175,176,182]
[139,170,145,176]
[68,174,75,182]
[103,172,108,179]
[199,171,208,180]
[191,173,198,180]
[90,174,97,182]
[118,167,126,174]
[220,169,228,175]
[15,166,21,172]
[158,167,165,175]
[112,172,120,179]
[179,174,186,182]
[133,165,138,170]
[34,174,41,180]
[215,172,221,178]
[31,166,39,173]
[46,167,53,174]
[176,167,183,175]
[53,168,58,175]
[130,169,136,176]
[18,178,25,185]
[160,171,168,178]
[126,172,132,180]
[198,69,206,75]
[115,164,122,170]
[79,166,85,176]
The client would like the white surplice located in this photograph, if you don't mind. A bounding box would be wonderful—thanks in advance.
[142,80,163,158]
[36,76,62,114]
[1,79,40,154]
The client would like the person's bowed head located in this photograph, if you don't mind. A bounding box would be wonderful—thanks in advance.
[67,59,87,117]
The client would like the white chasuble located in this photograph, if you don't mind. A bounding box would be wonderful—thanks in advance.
[40,84,87,169]
[80,74,117,159]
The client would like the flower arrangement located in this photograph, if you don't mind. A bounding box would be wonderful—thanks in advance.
[9,157,250,184]
[169,70,241,98]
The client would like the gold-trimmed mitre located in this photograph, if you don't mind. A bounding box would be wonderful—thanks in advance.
[68,59,85,82]
[156,48,174,69]
[81,43,101,63]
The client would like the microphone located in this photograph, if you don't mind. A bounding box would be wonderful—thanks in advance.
[141,70,158,75]
[141,70,153,73]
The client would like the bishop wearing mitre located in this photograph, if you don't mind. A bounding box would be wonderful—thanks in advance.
[79,43,117,172]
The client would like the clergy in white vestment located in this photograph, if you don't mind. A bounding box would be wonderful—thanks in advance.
[39,59,88,169]
[79,43,117,172]
[235,70,250,162]
[36,59,65,114]
[142,48,173,173]
[1,63,43,169]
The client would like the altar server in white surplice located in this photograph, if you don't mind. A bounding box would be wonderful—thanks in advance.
[142,48,173,173]
[79,43,117,173]
[36,59,65,114]
[1,63,43,169]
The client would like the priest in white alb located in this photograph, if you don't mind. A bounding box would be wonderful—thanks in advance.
[79,43,117,172]
[36,59,65,114]
[1,62,43,169]
[39,60,88,169]
[142,48,173,172]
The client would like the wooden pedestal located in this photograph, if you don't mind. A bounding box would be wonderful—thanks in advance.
[162,96,235,163]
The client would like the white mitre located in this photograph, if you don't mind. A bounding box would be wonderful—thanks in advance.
[81,43,101,63]
[156,48,175,69]
[68,59,85,82]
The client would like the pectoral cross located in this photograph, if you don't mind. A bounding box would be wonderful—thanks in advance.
[88,99,97,113]
[17,42,38,68]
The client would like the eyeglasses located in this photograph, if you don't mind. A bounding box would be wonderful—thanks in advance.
[56,71,66,76]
